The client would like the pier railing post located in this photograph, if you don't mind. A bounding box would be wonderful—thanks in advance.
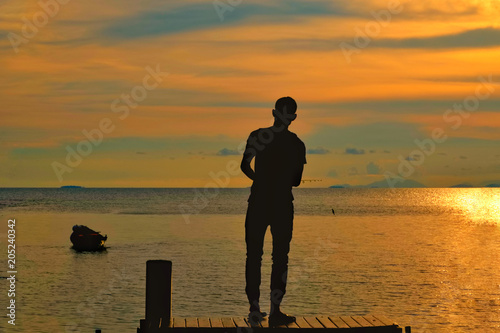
[145,260,172,330]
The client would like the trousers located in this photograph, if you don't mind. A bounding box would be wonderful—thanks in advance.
[245,199,294,311]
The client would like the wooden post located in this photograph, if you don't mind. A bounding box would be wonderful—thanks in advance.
[146,260,172,329]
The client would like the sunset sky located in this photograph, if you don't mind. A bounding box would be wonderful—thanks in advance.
[1,0,499,187]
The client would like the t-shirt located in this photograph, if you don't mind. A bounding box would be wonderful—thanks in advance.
[244,127,306,203]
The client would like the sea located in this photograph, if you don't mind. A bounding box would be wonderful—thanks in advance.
[0,188,499,332]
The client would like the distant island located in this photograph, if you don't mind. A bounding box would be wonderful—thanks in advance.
[450,183,474,188]
[60,185,84,189]
[328,180,500,188]
[450,181,500,188]
[329,179,425,188]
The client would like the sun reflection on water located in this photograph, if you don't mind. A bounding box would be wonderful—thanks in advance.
[441,189,500,225]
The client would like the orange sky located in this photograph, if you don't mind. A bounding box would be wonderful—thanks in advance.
[1,0,499,187]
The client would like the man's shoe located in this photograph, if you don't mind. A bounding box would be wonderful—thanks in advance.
[247,310,267,327]
[268,311,296,327]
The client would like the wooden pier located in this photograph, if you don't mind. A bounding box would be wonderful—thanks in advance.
[134,260,409,333]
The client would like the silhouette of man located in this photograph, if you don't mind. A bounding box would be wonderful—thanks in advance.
[241,97,306,327]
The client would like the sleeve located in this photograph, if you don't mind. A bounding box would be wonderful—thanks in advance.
[244,130,258,152]
[243,129,259,162]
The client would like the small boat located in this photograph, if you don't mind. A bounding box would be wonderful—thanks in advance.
[70,225,107,251]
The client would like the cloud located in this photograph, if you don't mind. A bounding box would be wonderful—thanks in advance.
[307,147,330,154]
[366,162,381,175]
[195,67,276,78]
[327,169,338,178]
[267,28,500,54]
[373,27,500,50]
[348,167,358,175]
[459,155,468,159]
[216,148,240,156]
[100,1,350,40]
[405,155,422,161]
[303,99,500,115]
[345,147,365,155]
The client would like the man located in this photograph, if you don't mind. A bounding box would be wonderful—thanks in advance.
[240,96,306,327]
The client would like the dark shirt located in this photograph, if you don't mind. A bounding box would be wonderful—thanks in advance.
[245,127,306,203]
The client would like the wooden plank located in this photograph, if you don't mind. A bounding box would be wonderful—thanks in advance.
[373,314,397,326]
[294,317,312,328]
[141,315,403,331]
[197,318,211,328]
[172,318,185,328]
[185,317,198,328]
[210,318,224,328]
[233,317,248,328]
[221,317,236,328]
[316,316,337,328]
[340,316,361,328]
[363,314,386,327]
[329,316,350,329]
[304,317,324,328]
[352,315,373,327]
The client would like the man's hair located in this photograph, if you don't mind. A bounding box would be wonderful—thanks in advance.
[275,96,297,114]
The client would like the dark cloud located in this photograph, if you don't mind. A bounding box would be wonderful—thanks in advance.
[405,155,422,161]
[345,147,365,155]
[373,27,500,50]
[101,1,350,40]
[327,169,338,178]
[217,148,240,156]
[366,162,381,175]
[195,67,276,78]
[307,147,330,154]
[302,98,500,115]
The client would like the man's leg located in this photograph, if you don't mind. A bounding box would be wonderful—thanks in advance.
[269,202,294,316]
[245,201,268,312]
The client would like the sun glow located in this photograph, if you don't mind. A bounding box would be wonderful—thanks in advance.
[445,189,500,225]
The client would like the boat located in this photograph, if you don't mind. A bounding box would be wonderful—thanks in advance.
[70,225,107,251]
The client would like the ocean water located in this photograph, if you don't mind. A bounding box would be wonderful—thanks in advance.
[0,188,499,332]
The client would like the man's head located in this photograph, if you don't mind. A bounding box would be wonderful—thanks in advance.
[272,96,297,126]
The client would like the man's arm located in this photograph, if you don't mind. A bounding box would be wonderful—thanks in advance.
[240,132,257,181]
[241,152,256,181]
[292,140,306,187]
